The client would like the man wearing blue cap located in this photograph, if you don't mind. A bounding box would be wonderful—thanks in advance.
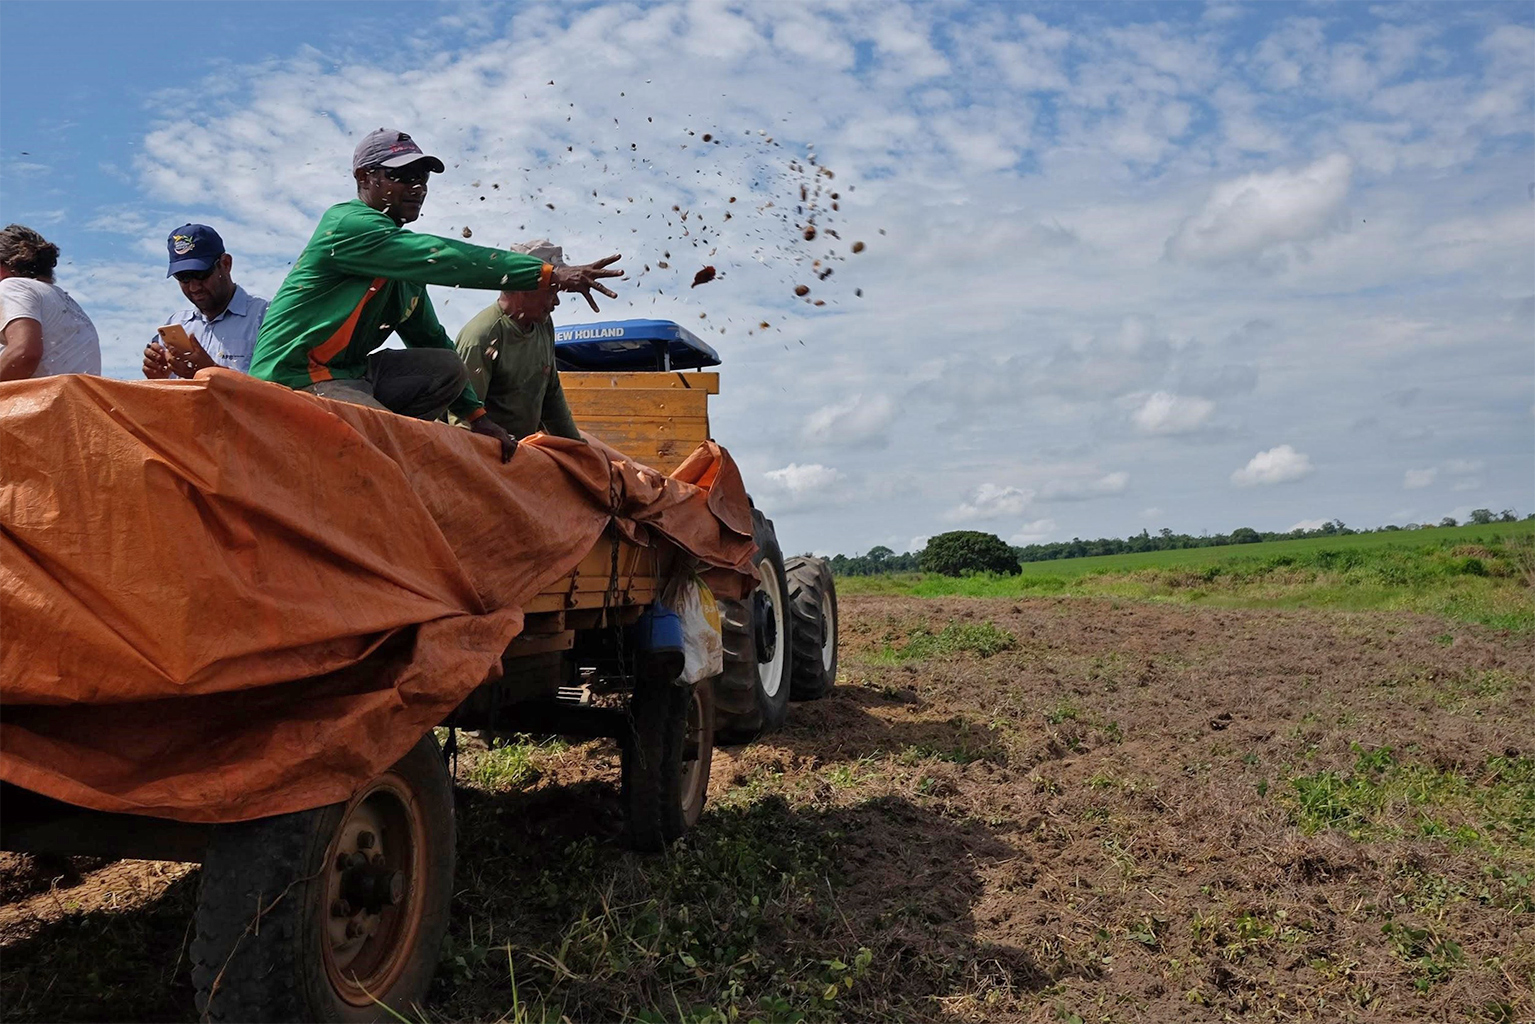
[143,224,269,379]
[249,128,622,462]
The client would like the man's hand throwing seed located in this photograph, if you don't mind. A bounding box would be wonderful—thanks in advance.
[551,254,623,312]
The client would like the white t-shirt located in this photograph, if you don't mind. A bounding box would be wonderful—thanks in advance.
[0,277,102,377]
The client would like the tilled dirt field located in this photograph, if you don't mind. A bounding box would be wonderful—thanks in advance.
[2,595,1531,1022]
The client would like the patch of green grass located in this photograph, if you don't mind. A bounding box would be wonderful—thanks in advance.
[466,735,569,792]
[1284,745,1534,856]
[1380,921,1466,993]
[822,756,880,788]
[1044,701,1079,725]
[869,620,1016,663]
[839,522,1536,630]
[440,797,881,1024]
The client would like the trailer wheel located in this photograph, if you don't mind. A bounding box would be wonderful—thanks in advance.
[785,556,838,701]
[191,734,454,1023]
[713,508,792,744]
[621,674,687,852]
[676,680,715,836]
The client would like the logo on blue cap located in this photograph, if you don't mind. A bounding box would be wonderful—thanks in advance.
[166,223,225,277]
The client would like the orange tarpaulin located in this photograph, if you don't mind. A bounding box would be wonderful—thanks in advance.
[0,370,756,823]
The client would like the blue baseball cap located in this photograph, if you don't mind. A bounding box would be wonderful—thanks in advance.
[166,224,225,277]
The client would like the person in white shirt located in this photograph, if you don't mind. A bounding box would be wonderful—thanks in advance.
[0,224,102,381]
[143,223,269,378]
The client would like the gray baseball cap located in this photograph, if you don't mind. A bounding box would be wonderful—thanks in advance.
[352,128,446,173]
[509,239,566,267]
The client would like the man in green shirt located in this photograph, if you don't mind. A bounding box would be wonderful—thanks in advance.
[453,239,580,441]
[249,128,621,460]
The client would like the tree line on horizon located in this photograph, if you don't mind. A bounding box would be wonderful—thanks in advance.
[827,509,1528,577]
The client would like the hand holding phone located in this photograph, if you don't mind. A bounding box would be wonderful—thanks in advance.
[156,324,196,356]
[154,324,214,378]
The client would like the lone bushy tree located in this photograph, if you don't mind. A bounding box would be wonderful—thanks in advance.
[920,531,1022,576]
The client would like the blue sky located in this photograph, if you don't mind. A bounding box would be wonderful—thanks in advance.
[2,1,1531,556]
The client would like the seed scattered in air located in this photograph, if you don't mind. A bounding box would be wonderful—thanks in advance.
[690,266,716,288]
[462,227,473,238]
[852,241,865,253]
[794,285,809,297]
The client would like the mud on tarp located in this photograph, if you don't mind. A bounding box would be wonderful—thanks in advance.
[0,369,756,823]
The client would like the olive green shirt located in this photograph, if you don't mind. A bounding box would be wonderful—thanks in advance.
[453,304,579,440]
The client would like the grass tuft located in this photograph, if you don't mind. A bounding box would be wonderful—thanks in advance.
[870,620,1016,663]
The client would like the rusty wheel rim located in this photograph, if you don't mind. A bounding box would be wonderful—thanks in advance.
[319,773,426,1007]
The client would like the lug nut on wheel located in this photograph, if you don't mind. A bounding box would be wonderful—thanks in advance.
[356,830,375,850]
[331,898,352,918]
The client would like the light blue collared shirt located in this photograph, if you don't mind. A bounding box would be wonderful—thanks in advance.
[157,284,269,374]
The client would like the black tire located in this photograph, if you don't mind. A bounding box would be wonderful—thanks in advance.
[621,674,687,852]
[192,734,455,1023]
[713,508,792,744]
[675,680,715,837]
[785,556,838,701]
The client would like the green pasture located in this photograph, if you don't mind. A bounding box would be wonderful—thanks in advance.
[839,521,1535,630]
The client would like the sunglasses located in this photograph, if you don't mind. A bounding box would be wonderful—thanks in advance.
[374,165,433,186]
[174,266,219,283]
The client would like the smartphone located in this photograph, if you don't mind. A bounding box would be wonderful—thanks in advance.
[156,323,196,356]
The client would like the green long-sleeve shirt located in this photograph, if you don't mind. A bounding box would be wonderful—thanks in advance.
[250,200,549,419]
[452,305,580,440]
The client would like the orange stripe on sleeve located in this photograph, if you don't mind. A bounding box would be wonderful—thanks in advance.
[307,277,386,383]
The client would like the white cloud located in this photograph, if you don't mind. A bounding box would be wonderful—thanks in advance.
[1288,517,1330,532]
[946,483,1035,522]
[762,462,840,495]
[1040,471,1130,501]
[1231,445,1314,486]
[1166,153,1353,264]
[1131,391,1215,434]
[1009,518,1057,545]
[1403,467,1437,489]
[801,393,894,447]
[1445,459,1484,475]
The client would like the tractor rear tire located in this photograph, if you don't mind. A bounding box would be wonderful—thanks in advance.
[712,508,792,745]
[785,556,838,701]
[191,734,455,1023]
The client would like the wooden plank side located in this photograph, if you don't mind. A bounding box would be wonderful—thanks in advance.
[564,389,710,419]
[585,444,695,474]
[561,371,719,394]
[578,421,710,447]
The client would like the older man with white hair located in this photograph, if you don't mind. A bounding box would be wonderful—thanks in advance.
[452,239,581,441]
